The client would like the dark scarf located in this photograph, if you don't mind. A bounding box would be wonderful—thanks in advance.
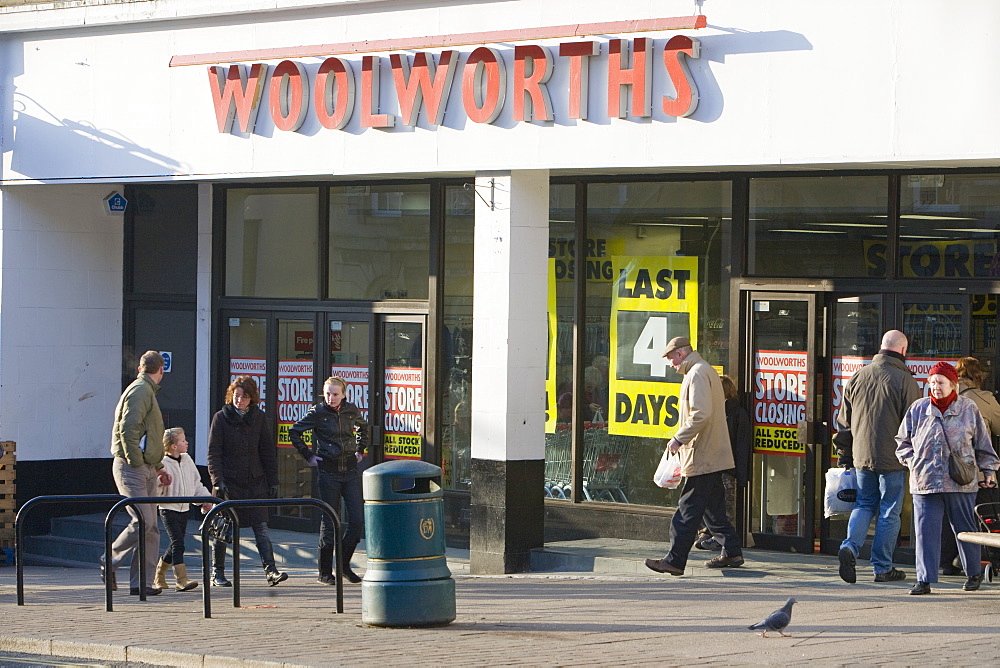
[222,403,255,424]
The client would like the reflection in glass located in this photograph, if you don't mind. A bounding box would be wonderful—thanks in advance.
[276,319,314,518]
[442,186,473,500]
[901,301,963,359]
[899,174,1000,279]
[748,176,888,278]
[227,317,267,409]
[828,296,882,544]
[225,188,319,297]
[330,320,372,449]
[545,185,576,502]
[970,294,998,390]
[329,184,430,300]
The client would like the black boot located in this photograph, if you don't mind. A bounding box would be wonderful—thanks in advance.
[341,548,362,584]
[317,545,336,585]
[212,541,232,587]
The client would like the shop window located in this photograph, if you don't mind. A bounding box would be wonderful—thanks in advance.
[225,188,319,298]
[545,184,577,501]
[899,174,1000,279]
[748,176,888,278]
[328,184,429,300]
[545,180,732,509]
[442,185,474,496]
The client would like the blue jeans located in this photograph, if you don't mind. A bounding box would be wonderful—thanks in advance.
[839,469,906,574]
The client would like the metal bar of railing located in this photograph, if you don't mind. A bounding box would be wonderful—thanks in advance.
[201,498,341,618]
[104,496,222,611]
[15,494,124,606]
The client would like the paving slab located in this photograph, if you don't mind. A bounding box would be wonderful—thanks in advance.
[0,541,996,666]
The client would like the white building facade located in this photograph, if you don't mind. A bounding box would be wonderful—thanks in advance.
[3,0,1000,569]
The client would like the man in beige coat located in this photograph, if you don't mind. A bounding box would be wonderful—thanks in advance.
[646,337,744,575]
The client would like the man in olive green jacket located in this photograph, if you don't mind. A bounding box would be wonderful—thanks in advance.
[646,337,744,576]
[103,350,172,596]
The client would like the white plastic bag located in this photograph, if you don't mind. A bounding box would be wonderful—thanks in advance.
[823,467,857,518]
[653,450,683,489]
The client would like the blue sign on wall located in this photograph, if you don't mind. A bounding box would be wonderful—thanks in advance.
[104,191,128,215]
[161,351,172,373]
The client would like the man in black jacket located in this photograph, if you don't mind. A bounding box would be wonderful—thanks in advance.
[834,330,921,584]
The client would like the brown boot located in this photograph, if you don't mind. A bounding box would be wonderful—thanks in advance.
[172,563,198,591]
[153,558,170,591]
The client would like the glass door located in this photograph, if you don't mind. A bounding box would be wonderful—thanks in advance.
[822,294,883,554]
[273,316,316,524]
[221,311,426,530]
[378,316,426,462]
[747,293,818,553]
[326,315,374,462]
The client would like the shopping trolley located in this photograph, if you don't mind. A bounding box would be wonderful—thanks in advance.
[544,427,572,499]
[582,425,630,503]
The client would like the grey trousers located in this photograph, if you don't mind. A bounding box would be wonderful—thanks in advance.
[109,457,160,589]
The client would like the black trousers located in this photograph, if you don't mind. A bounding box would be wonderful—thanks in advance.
[159,508,189,565]
[666,471,742,569]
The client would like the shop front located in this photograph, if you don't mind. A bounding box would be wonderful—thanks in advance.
[4,1,1000,569]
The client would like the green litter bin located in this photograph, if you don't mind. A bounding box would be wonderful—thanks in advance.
[361,459,455,627]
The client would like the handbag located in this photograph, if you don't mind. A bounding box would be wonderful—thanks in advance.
[199,512,234,544]
[823,467,857,517]
[653,449,683,489]
[938,416,978,486]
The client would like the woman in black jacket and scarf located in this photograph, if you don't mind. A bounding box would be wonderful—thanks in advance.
[207,375,287,587]
[290,376,370,584]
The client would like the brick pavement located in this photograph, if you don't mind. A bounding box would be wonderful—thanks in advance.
[0,549,998,667]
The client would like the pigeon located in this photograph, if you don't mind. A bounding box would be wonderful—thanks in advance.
[748,597,797,637]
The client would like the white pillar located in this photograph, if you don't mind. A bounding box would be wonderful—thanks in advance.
[193,183,213,466]
[469,169,548,573]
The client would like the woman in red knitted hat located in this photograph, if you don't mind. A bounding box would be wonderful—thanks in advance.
[896,361,1000,595]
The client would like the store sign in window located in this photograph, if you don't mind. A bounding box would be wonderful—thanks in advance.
[608,255,698,437]
[229,357,267,409]
[330,365,422,460]
[752,351,807,457]
[276,360,314,447]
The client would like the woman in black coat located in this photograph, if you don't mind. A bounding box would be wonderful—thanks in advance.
[289,376,370,584]
[207,375,287,587]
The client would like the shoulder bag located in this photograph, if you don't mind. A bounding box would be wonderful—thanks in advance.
[937,416,978,485]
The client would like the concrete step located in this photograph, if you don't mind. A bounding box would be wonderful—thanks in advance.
[24,513,325,570]
[49,514,129,541]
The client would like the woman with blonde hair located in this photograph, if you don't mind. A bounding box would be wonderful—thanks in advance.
[289,376,370,584]
[155,427,213,591]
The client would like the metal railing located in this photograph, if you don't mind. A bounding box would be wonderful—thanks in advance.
[104,496,223,611]
[16,494,343,618]
[201,498,342,618]
[15,494,124,606]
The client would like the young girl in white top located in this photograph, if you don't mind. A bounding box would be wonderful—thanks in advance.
[155,428,213,591]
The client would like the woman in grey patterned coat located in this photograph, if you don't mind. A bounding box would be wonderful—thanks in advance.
[896,362,999,595]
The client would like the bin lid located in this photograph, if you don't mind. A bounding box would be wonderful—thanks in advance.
[363,459,443,501]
